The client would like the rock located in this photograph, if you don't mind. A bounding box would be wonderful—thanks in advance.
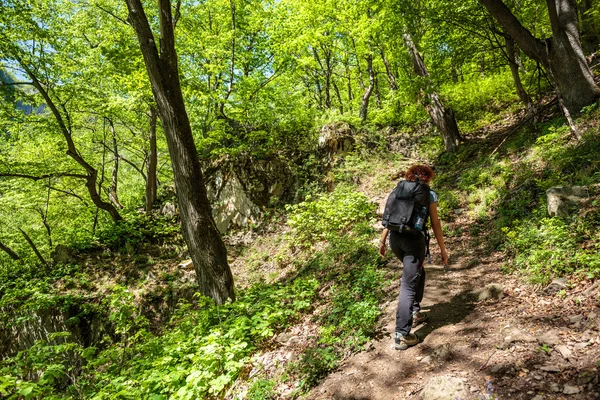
[569,315,584,324]
[206,172,262,233]
[51,244,76,264]
[556,345,572,359]
[432,343,452,361]
[420,355,433,365]
[160,202,177,219]
[589,312,598,320]
[539,365,561,373]
[563,385,581,395]
[490,364,505,374]
[178,259,193,269]
[581,330,593,342]
[574,342,590,351]
[503,327,536,344]
[531,396,544,400]
[421,375,469,400]
[473,283,505,301]
[55,245,76,263]
[550,383,561,392]
[544,278,568,295]
[318,122,356,157]
[537,331,560,346]
[546,186,588,217]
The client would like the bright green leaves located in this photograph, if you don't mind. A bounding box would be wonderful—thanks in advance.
[286,185,375,243]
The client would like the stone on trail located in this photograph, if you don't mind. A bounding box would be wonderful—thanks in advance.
[581,330,593,342]
[568,315,584,324]
[555,344,572,359]
[550,383,561,392]
[574,342,590,351]
[563,385,581,395]
[536,330,560,346]
[539,364,561,373]
[503,327,536,345]
[420,355,433,365]
[544,278,568,295]
[420,375,468,400]
[473,283,504,301]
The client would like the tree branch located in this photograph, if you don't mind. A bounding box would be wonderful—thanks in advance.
[19,228,48,266]
[95,4,130,25]
[0,240,20,261]
[0,172,87,180]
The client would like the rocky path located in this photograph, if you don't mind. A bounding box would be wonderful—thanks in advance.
[307,222,600,400]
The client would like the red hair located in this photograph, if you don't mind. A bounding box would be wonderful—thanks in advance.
[404,164,434,183]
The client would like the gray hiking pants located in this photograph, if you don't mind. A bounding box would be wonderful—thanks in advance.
[389,230,426,336]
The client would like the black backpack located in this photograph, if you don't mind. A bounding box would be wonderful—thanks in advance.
[382,179,430,232]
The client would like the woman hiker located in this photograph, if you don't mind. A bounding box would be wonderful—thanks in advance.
[379,164,449,350]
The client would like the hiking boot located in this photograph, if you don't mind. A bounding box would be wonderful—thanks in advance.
[394,332,419,350]
[412,312,428,327]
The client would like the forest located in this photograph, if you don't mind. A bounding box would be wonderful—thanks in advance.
[0,0,599,398]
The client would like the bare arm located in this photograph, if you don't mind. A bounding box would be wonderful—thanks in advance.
[429,202,448,265]
[379,228,389,257]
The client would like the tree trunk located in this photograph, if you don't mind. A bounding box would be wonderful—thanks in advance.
[146,105,158,214]
[333,80,344,114]
[126,0,235,304]
[19,228,48,266]
[380,47,398,90]
[107,119,123,209]
[374,74,382,109]
[359,54,374,121]
[506,36,536,116]
[345,60,354,112]
[403,33,461,153]
[0,240,20,260]
[479,0,600,115]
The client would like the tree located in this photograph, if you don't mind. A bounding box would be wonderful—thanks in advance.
[403,33,462,153]
[125,0,235,303]
[479,0,600,115]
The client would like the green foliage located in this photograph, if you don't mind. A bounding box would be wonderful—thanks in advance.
[286,185,375,243]
[247,378,276,400]
[440,72,521,133]
[95,212,180,252]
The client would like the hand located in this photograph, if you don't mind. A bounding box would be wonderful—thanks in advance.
[379,242,387,257]
[440,248,448,265]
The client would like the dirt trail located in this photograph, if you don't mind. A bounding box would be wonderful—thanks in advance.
[307,218,600,400]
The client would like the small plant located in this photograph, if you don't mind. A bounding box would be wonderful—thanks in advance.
[539,343,552,355]
[247,378,276,400]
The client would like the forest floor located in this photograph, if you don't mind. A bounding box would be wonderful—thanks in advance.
[295,105,600,400]
[227,177,600,400]
[304,212,600,400]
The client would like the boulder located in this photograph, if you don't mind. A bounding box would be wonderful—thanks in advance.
[473,283,504,301]
[544,278,568,295]
[546,186,588,217]
[318,122,356,158]
[51,244,75,264]
[536,330,560,346]
[206,171,262,234]
[160,202,177,219]
[421,375,469,400]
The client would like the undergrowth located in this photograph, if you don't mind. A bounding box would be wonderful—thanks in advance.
[0,185,386,399]
[435,104,600,284]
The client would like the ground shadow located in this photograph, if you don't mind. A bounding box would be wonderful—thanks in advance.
[413,290,477,341]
